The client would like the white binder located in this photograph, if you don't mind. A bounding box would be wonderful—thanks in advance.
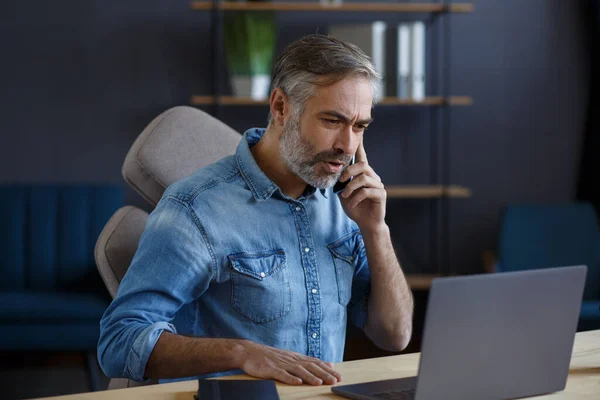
[410,21,426,101]
[397,22,412,98]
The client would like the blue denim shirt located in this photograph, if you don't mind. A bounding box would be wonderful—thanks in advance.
[98,128,371,382]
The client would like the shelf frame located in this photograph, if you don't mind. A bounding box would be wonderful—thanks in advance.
[190,95,473,106]
[386,185,472,199]
[193,0,474,276]
[190,1,474,13]
[405,274,442,290]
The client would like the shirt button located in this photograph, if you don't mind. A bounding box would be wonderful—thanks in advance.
[295,206,301,211]
[304,247,310,253]
[260,272,266,278]
[311,288,318,294]
[312,332,318,339]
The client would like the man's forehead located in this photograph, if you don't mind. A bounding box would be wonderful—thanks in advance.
[309,79,373,117]
[317,109,373,124]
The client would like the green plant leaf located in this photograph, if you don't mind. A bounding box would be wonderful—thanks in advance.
[223,4,276,77]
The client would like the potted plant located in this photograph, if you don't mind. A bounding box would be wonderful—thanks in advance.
[224,1,276,100]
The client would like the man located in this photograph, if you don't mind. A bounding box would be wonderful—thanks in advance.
[98,34,413,386]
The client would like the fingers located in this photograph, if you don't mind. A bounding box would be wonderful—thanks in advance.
[355,137,368,164]
[242,343,341,386]
[338,160,381,184]
[289,365,324,386]
[288,359,341,385]
[303,357,341,382]
[247,363,314,386]
[341,173,384,199]
[320,361,342,382]
[304,362,341,385]
[346,188,386,209]
[272,369,303,386]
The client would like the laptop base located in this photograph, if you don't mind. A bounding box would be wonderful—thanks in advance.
[332,376,417,400]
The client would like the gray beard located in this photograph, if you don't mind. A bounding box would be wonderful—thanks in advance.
[279,113,350,190]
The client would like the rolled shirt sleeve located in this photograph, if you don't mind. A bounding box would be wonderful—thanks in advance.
[97,195,215,381]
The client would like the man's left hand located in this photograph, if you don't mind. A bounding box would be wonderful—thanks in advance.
[337,139,386,234]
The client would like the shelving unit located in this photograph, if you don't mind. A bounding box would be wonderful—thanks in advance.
[404,274,442,290]
[386,185,472,199]
[190,1,474,13]
[190,95,473,106]
[190,0,474,277]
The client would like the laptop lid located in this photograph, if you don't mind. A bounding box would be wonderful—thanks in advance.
[414,265,586,400]
[331,266,586,400]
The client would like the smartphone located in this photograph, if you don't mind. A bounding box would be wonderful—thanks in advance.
[197,379,279,400]
[333,155,355,194]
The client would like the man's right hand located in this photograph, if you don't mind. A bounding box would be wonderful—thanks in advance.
[237,340,342,386]
[144,333,342,385]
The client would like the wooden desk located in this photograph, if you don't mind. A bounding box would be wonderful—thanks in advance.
[44,330,600,399]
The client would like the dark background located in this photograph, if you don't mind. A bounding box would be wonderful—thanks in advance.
[0,0,591,396]
[0,0,589,276]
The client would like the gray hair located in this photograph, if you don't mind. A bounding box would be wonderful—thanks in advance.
[268,33,382,125]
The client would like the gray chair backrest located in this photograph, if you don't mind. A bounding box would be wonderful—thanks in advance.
[123,106,242,206]
[94,106,242,388]
[94,205,149,298]
[96,106,241,297]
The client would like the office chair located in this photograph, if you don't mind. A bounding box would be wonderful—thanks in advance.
[94,106,241,389]
[485,203,600,331]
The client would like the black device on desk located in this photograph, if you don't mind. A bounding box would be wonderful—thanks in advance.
[196,379,280,400]
[333,155,355,194]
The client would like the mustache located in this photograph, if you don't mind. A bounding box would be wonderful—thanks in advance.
[313,150,353,165]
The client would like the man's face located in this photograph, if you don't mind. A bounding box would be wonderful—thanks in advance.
[279,76,373,189]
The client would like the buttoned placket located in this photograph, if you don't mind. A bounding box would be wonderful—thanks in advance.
[290,201,322,359]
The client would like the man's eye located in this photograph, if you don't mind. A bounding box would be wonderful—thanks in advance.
[355,125,368,131]
[323,119,340,125]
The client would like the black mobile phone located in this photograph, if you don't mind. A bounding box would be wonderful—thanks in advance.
[333,155,355,194]
[197,379,280,400]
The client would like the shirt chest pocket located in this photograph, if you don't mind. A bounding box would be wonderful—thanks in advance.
[228,250,291,324]
[328,231,361,307]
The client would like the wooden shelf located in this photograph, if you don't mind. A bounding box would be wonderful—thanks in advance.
[380,96,473,106]
[190,95,473,107]
[191,95,268,105]
[190,1,474,13]
[405,274,441,290]
[386,185,472,198]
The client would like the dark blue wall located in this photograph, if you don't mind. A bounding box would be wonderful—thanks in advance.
[0,0,589,274]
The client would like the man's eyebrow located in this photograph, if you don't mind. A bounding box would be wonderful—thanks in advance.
[319,110,373,125]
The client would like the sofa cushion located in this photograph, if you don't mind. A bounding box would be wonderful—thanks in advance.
[0,292,109,322]
[581,301,600,319]
[0,324,101,350]
[499,203,600,300]
[0,184,123,291]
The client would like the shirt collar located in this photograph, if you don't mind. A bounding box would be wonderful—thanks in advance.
[235,128,329,201]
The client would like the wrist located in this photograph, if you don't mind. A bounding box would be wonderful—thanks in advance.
[360,222,390,238]
[227,339,250,370]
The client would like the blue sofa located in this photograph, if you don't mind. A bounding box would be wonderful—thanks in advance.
[0,185,123,387]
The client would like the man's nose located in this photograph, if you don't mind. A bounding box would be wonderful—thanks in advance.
[333,125,357,156]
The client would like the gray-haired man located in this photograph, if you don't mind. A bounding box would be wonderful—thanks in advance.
[98,34,414,386]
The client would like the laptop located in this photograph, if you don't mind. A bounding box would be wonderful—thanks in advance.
[332,265,587,400]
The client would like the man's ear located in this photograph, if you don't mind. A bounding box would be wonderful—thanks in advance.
[270,88,290,127]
